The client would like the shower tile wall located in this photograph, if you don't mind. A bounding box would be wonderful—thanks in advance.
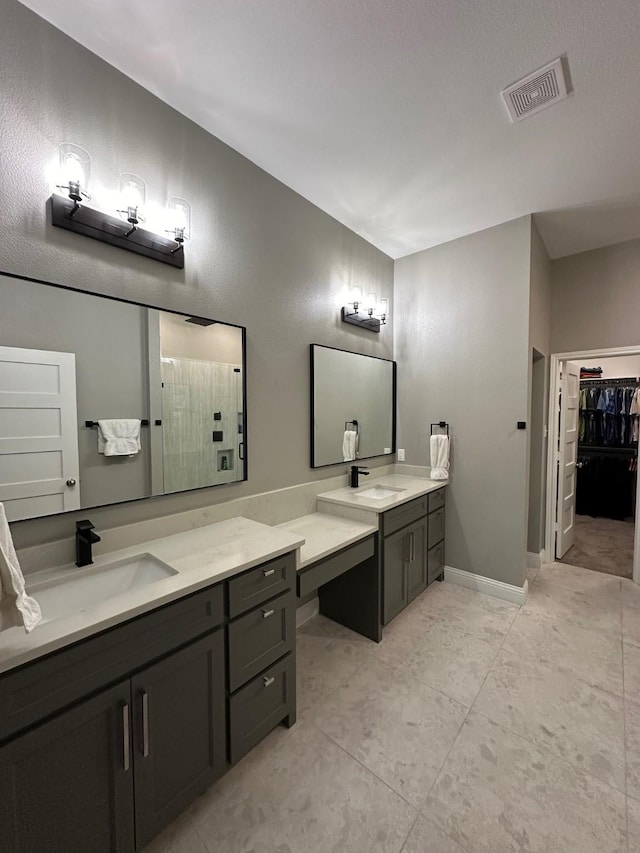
[161,358,242,493]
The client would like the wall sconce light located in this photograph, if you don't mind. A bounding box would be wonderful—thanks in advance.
[50,144,186,269]
[166,197,191,247]
[341,289,389,333]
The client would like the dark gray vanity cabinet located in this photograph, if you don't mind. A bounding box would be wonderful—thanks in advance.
[131,630,226,849]
[381,489,445,625]
[0,680,135,853]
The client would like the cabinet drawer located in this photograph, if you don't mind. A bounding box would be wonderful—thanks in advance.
[228,591,295,693]
[297,535,375,598]
[228,552,295,618]
[382,497,428,537]
[428,507,445,546]
[428,541,445,585]
[428,488,445,513]
[0,584,224,744]
[228,653,295,765]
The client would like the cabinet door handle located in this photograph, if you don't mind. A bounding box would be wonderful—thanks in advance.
[263,676,275,687]
[410,532,415,562]
[122,703,130,772]
[141,691,150,758]
[262,608,275,619]
[263,568,275,577]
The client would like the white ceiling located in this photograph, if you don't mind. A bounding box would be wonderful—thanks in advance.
[18,0,640,260]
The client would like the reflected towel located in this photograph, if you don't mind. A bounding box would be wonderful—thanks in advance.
[430,434,450,480]
[97,419,141,456]
[342,429,358,462]
[0,502,41,633]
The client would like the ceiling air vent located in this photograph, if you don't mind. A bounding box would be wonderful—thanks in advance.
[502,57,569,122]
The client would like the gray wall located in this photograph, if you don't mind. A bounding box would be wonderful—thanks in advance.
[527,221,552,554]
[394,217,531,587]
[551,237,640,353]
[1,1,393,549]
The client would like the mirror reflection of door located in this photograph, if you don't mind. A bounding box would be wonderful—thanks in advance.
[158,313,244,493]
[0,346,80,521]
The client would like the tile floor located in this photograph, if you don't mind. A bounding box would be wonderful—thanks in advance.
[144,563,640,852]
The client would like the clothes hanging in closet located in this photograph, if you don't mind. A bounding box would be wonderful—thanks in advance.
[576,453,636,520]
[579,383,640,448]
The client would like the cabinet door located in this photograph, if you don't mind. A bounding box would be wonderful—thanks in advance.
[0,681,134,853]
[382,526,409,624]
[406,518,428,603]
[131,629,226,849]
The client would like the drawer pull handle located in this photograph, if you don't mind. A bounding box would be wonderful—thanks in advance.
[262,608,275,619]
[263,676,276,688]
[263,569,276,577]
[141,691,150,758]
[122,703,130,772]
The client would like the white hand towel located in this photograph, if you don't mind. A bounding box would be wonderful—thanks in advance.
[97,419,142,456]
[342,429,358,462]
[0,503,42,633]
[430,434,450,480]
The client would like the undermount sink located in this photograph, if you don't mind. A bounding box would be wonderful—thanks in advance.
[29,554,178,625]
[357,485,407,499]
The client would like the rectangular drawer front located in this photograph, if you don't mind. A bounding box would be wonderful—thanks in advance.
[0,584,224,744]
[428,541,445,585]
[428,507,445,546]
[228,654,294,765]
[228,591,294,693]
[382,496,427,537]
[428,488,445,513]
[297,535,375,598]
[228,553,295,618]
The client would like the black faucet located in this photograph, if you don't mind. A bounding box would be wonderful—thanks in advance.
[75,520,101,567]
[350,465,370,488]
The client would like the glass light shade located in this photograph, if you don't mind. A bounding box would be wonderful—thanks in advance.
[58,143,91,201]
[378,297,390,319]
[167,197,191,242]
[364,292,378,315]
[119,173,146,223]
[349,285,363,310]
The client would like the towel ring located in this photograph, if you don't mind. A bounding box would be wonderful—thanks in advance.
[430,422,449,437]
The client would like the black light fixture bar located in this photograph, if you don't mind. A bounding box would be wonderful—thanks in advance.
[341,306,381,333]
[50,194,185,269]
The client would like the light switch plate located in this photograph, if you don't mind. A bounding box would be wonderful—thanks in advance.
[384,447,391,454]
[397,448,405,461]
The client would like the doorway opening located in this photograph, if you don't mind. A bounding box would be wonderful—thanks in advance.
[546,346,640,583]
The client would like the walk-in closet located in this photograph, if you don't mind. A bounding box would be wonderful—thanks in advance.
[559,357,640,578]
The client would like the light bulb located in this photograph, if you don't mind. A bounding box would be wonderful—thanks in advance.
[118,173,146,225]
[58,143,91,202]
[167,197,191,243]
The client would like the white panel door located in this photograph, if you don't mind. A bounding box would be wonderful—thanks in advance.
[556,360,580,558]
[0,346,80,521]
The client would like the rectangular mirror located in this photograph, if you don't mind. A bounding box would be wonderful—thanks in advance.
[310,344,396,467]
[0,271,246,521]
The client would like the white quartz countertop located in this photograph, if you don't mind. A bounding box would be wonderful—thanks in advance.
[317,474,447,512]
[277,512,377,569]
[0,517,304,676]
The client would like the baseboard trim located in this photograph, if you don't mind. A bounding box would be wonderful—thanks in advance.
[295,597,319,627]
[527,550,545,570]
[444,565,528,605]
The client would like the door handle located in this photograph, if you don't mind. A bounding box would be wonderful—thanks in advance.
[262,608,275,619]
[239,442,244,461]
[122,703,130,772]
[263,568,275,577]
[141,691,150,757]
[66,478,77,487]
[263,676,275,688]
[409,532,415,562]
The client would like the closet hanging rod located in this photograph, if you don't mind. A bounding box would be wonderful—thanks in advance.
[578,445,637,456]
[580,377,640,387]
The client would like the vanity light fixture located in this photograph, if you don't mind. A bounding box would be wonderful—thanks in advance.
[166,197,191,249]
[340,288,389,333]
[50,144,186,269]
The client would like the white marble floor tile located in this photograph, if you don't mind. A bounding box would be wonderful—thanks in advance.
[422,712,628,853]
[297,612,376,647]
[623,593,640,645]
[297,635,373,721]
[624,639,640,705]
[313,657,467,808]
[197,726,416,853]
[538,562,623,594]
[628,795,640,853]
[396,581,519,647]
[371,617,499,707]
[502,606,624,696]
[473,649,626,792]
[400,813,467,853]
[523,579,622,637]
[626,700,640,802]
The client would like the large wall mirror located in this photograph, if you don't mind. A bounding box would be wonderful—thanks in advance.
[311,344,396,467]
[0,272,246,522]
